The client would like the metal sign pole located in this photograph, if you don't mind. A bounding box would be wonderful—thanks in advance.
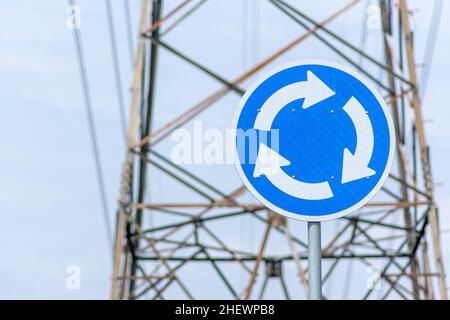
[308,221,322,300]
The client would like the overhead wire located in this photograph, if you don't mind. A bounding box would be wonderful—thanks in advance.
[358,0,369,66]
[240,0,249,293]
[343,0,370,299]
[68,0,113,250]
[105,0,128,140]
[419,0,443,103]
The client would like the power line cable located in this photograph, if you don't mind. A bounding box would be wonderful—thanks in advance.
[419,0,443,103]
[105,0,128,140]
[343,1,370,299]
[357,0,369,66]
[68,0,113,250]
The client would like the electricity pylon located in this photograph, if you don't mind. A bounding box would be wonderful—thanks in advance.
[110,0,447,300]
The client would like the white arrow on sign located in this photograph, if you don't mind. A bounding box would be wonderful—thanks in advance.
[254,71,335,131]
[253,143,333,200]
[341,97,376,183]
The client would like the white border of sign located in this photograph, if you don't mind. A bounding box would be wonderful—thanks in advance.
[232,60,396,222]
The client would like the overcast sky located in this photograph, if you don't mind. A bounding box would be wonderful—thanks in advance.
[0,0,449,299]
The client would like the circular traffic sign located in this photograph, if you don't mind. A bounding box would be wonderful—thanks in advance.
[232,60,395,221]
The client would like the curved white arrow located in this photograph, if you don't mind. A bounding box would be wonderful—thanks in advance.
[254,71,335,131]
[253,143,333,200]
[341,97,376,184]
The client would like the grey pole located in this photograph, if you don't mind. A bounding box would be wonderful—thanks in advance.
[308,221,322,300]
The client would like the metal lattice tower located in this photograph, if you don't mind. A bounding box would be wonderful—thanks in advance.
[110,0,447,300]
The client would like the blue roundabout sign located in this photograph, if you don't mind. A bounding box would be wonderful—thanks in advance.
[232,61,395,221]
